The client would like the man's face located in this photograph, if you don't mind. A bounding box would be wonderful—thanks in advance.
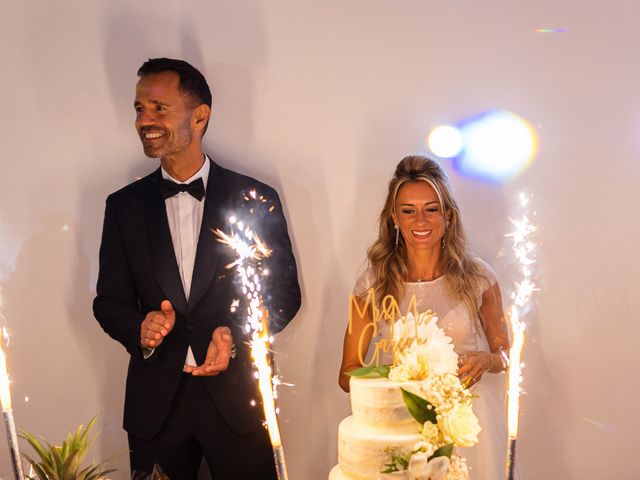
[134,71,196,159]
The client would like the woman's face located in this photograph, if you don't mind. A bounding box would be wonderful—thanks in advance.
[393,181,446,253]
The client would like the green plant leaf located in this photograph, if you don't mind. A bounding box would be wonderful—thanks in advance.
[20,417,116,480]
[347,365,391,378]
[429,443,454,460]
[51,444,66,477]
[79,463,117,480]
[61,450,81,480]
[20,431,50,461]
[21,452,49,480]
[400,388,437,424]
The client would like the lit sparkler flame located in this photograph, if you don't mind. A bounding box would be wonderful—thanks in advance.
[0,325,25,478]
[0,327,12,412]
[252,315,282,446]
[507,307,525,439]
[215,196,288,478]
[505,192,537,479]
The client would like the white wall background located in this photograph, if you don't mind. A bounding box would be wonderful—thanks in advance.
[1,1,639,478]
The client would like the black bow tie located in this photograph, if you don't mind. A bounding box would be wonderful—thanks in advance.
[159,177,205,201]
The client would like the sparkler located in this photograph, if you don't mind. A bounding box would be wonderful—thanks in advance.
[505,192,537,480]
[215,193,288,479]
[0,327,25,480]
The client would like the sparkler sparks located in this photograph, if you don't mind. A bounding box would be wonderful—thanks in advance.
[0,326,25,479]
[505,192,537,480]
[0,328,12,412]
[215,190,289,479]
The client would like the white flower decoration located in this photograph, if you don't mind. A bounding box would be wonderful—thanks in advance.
[389,314,458,380]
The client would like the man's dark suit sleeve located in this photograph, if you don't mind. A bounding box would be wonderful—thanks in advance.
[259,188,301,334]
[93,195,145,355]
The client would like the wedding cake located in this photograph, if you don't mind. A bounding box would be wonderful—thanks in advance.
[328,376,424,479]
[329,309,479,480]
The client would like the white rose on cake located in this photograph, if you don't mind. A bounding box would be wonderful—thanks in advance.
[438,403,481,447]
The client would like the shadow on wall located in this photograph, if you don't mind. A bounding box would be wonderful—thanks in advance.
[0,211,128,473]
[204,62,257,173]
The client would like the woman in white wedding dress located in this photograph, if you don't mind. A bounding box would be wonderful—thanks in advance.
[339,155,511,479]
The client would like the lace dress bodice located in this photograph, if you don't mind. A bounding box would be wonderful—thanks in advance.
[352,260,496,362]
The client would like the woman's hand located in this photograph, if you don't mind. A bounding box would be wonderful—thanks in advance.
[457,351,492,387]
[339,296,375,392]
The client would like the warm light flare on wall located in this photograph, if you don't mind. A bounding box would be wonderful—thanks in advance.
[426,110,538,182]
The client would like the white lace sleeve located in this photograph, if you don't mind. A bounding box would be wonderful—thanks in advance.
[352,265,375,298]
[475,258,498,301]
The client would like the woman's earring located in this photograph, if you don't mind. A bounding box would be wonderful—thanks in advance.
[394,224,400,248]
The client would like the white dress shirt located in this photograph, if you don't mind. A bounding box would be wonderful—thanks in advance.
[161,156,210,367]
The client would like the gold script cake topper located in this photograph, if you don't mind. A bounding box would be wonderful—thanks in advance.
[349,288,437,367]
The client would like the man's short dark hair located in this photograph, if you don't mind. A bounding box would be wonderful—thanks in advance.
[137,58,212,108]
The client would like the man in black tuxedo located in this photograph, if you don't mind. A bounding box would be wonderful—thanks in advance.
[93,58,301,479]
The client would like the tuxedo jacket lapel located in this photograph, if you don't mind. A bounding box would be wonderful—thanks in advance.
[188,161,227,313]
[145,170,188,316]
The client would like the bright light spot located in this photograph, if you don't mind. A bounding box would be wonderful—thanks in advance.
[61,225,70,232]
[24,396,29,402]
[427,125,463,158]
[250,399,256,406]
[229,216,237,224]
[455,110,538,182]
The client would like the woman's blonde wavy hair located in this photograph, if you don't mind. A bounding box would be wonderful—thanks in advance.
[365,155,488,316]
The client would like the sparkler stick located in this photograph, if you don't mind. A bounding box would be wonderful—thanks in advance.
[506,307,525,480]
[0,327,25,480]
[505,193,536,480]
[215,197,288,480]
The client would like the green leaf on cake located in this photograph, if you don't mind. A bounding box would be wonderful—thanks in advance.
[429,443,454,460]
[400,388,437,424]
[346,365,391,378]
[380,451,409,473]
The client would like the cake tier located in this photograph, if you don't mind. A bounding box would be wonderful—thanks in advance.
[349,376,423,427]
[337,415,422,480]
[328,464,348,480]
